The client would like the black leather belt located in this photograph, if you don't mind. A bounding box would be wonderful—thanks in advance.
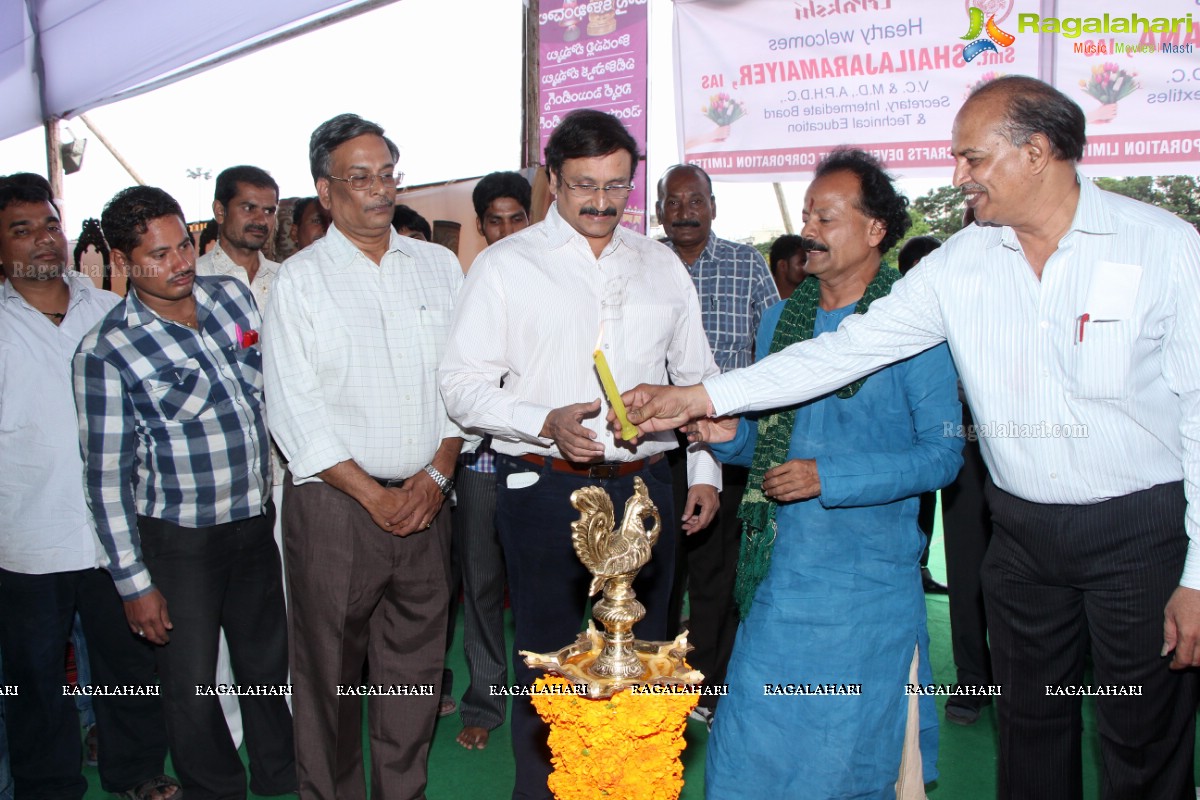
[517,453,664,480]
[371,476,406,488]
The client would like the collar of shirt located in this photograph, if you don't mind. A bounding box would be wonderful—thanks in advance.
[543,202,628,258]
[123,275,243,344]
[2,270,95,314]
[995,173,1115,252]
[315,220,421,273]
[666,231,718,273]
[199,244,280,286]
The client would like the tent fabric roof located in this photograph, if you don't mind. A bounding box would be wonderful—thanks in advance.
[0,0,372,142]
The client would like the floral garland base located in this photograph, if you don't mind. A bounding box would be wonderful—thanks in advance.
[531,675,699,800]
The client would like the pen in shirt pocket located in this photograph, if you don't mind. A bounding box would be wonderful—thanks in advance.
[1075,313,1090,345]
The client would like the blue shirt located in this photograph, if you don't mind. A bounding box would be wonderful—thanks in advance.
[669,232,779,373]
[74,276,269,600]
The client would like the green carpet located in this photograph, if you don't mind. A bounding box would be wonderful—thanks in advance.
[79,501,1196,798]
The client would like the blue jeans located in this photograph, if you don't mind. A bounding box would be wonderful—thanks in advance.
[71,615,95,730]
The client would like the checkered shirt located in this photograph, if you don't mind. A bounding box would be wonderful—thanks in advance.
[672,232,780,372]
[74,276,269,600]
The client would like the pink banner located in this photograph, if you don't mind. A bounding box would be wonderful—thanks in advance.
[538,0,649,231]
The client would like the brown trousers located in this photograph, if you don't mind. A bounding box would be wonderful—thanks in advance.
[284,477,451,800]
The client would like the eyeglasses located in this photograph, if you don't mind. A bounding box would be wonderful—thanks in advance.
[562,181,635,199]
[327,171,404,191]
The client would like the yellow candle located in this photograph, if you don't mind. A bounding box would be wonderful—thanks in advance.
[593,348,639,441]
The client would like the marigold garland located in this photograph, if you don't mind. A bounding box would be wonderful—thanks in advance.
[531,675,699,800]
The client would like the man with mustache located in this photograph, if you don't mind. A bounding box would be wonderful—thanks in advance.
[76,186,295,800]
[439,108,720,800]
[263,113,465,800]
[196,166,279,293]
[0,178,181,800]
[195,164,286,750]
[623,75,1200,800]
[655,163,779,730]
[697,149,960,798]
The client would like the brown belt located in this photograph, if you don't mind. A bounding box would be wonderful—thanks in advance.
[517,453,664,480]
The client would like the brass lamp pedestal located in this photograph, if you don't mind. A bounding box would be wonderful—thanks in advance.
[520,477,703,697]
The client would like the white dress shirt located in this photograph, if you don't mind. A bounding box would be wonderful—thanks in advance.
[196,243,286,486]
[440,203,722,488]
[0,272,119,573]
[195,243,281,312]
[705,175,1200,586]
[263,223,464,483]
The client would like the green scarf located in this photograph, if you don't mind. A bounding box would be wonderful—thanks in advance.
[733,267,901,619]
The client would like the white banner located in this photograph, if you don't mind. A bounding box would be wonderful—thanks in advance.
[1050,0,1200,177]
[673,0,1200,180]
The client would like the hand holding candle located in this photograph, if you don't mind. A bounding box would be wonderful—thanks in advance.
[593,346,639,441]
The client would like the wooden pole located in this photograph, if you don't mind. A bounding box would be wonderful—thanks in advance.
[44,118,64,208]
[773,182,794,234]
[79,113,145,185]
[521,0,540,169]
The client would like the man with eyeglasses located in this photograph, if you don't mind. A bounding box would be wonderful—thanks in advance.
[262,113,465,800]
[439,108,720,800]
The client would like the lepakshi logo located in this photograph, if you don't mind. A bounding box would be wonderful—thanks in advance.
[960,0,1016,63]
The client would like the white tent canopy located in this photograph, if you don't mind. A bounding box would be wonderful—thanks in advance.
[0,0,392,142]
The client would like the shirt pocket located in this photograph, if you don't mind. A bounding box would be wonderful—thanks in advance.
[141,361,214,421]
[1065,320,1134,401]
[229,344,264,397]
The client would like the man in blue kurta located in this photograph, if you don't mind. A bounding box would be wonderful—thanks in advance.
[703,150,963,799]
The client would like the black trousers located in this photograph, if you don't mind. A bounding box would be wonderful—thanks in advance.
[449,466,508,730]
[138,507,295,800]
[496,455,675,800]
[941,430,993,691]
[982,480,1197,800]
[667,454,744,712]
[0,567,168,799]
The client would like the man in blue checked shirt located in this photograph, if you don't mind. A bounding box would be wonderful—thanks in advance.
[75,186,295,800]
[656,163,779,728]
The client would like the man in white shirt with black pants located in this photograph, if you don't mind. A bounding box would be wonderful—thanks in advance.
[622,75,1200,800]
[440,109,721,800]
[0,178,177,800]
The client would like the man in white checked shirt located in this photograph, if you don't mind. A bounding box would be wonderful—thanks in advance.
[263,113,465,800]
[622,76,1200,800]
[439,109,721,800]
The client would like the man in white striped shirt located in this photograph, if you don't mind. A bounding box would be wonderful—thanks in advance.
[439,109,720,800]
[622,76,1200,800]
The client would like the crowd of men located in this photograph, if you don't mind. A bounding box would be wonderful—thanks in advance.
[1,73,1198,800]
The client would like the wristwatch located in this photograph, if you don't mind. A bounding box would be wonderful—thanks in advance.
[423,464,455,497]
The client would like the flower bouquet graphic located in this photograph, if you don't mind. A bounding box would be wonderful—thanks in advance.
[698,92,748,144]
[1079,63,1139,124]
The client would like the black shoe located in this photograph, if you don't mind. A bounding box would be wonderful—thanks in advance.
[921,567,948,594]
[945,694,991,726]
